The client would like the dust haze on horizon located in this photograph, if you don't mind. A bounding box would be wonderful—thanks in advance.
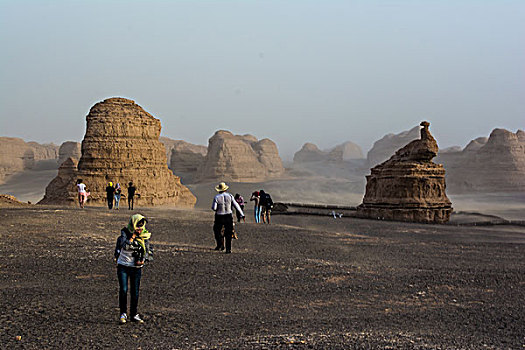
[0,1,524,160]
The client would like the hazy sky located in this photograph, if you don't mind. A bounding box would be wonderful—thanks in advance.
[1,0,523,160]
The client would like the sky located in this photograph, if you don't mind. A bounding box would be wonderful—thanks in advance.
[0,0,523,160]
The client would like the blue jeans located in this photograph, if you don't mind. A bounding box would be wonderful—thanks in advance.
[254,206,261,223]
[117,265,142,316]
[114,194,121,209]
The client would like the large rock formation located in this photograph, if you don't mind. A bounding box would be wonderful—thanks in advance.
[437,129,525,193]
[0,137,59,184]
[195,130,284,182]
[357,121,452,223]
[367,125,421,167]
[58,141,81,165]
[39,98,196,207]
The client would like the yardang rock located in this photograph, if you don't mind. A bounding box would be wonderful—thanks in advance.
[357,121,452,223]
[39,97,196,207]
[195,130,284,182]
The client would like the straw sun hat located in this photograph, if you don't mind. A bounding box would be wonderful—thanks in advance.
[215,182,229,192]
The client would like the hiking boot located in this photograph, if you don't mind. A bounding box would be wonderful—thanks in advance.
[225,250,231,254]
[119,313,127,324]
[131,314,144,323]
[214,246,224,251]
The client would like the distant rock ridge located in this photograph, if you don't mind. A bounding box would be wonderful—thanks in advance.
[357,121,452,223]
[293,141,364,163]
[0,194,30,207]
[58,141,81,165]
[437,128,525,193]
[195,130,284,182]
[40,97,196,207]
[0,137,59,184]
[367,125,421,167]
[160,137,207,177]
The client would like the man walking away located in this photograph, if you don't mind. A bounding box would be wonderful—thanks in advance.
[211,182,244,254]
[106,182,115,210]
[128,182,136,210]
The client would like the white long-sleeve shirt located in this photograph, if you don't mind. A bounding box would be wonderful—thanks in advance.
[212,192,244,216]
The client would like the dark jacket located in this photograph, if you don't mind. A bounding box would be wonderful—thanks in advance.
[260,193,273,208]
[106,186,115,199]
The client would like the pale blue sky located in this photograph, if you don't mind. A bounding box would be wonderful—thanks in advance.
[1,0,523,160]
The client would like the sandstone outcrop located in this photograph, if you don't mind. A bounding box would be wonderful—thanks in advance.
[0,194,30,207]
[367,126,421,167]
[58,141,81,165]
[0,137,59,184]
[357,121,452,223]
[40,157,79,205]
[39,98,196,207]
[437,128,525,193]
[293,143,326,163]
[170,142,207,173]
[463,137,488,152]
[195,130,284,182]
[160,137,207,176]
[294,141,364,163]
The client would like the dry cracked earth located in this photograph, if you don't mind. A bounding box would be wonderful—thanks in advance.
[1,206,524,349]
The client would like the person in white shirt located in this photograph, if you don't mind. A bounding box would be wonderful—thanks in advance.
[76,179,88,209]
[211,182,244,254]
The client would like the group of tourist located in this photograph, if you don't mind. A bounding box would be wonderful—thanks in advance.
[249,189,274,224]
[113,181,276,325]
[105,181,137,210]
[75,179,138,210]
[228,189,275,225]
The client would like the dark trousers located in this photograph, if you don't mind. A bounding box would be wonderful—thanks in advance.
[213,214,234,251]
[117,265,142,317]
[107,196,114,209]
[128,196,134,210]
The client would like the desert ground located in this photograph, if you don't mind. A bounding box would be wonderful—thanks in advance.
[1,203,524,349]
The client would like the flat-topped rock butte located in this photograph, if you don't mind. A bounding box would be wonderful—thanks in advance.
[39,97,195,207]
[195,130,284,182]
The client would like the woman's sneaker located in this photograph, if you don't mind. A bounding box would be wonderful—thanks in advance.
[131,314,144,323]
[119,313,127,324]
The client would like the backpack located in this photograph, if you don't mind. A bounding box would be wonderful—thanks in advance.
[264,193,273,208]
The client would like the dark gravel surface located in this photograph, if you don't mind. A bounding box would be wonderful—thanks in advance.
[1,206,524,349]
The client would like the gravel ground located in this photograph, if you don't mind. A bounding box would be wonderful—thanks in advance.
[1,206,524,349]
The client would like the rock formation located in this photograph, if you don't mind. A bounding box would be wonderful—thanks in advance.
[195,130,284,182]
[330,141,364,161]
[170,141,207,172]
[0,137,59,184]
[58,141,81,165]
[367,125,421,167]
[463,137,488,152]
[0,194,30,207]
[357,121,452,223]
[40,157,79,205]
[159,137,207,175]
[293,143,326,163]
[437,128,525,193]
[39,98,196,207]
[294,141,364,163]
